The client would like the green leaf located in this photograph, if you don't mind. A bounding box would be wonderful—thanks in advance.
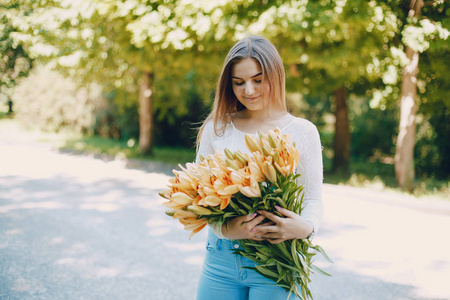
[255,265,279,279]
[239,200,252,211]
[275,242,292,260]
[311,265,332,277]
[313,245,334,263]
[256,252,269,261]
[276,270,287,284]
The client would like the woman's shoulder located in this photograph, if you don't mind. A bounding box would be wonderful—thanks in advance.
[201,118,232,138]
[287,116,318,133]
[285,117,321,150]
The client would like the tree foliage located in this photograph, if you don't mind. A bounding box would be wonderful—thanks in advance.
[0,1,32,106]
[6,0,450,180]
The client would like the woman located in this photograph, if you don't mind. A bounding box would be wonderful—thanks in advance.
[195,35,323,300]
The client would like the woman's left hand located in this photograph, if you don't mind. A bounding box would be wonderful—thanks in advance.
[254,205,313,244]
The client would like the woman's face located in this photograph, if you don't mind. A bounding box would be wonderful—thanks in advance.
[231,58,270,112]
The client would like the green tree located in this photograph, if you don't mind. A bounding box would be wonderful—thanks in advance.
[386,0,449,190]
[7,0,241,153]
[231,0,399,173]
[0,1,32,113]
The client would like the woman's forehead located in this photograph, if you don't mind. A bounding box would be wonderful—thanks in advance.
[231,58,262,78]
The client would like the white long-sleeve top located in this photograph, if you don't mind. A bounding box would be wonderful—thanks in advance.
[195,117,324,239]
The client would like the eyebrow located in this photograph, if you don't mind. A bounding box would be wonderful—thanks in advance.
[231,72,262,80]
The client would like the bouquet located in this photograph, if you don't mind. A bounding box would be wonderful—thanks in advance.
[160,128,332,300]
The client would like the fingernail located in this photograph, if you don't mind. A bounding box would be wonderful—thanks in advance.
[275,205,281,210]
[250,229,256,232]
[250,213,257,218]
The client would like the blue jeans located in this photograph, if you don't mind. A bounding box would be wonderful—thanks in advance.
[196,230,298,300]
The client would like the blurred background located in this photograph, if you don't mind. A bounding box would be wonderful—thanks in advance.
[1,1,450,300]
[1,0,449,196]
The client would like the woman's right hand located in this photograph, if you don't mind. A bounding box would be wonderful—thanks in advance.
[221,213,266,240]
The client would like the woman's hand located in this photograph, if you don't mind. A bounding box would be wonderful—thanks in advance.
[222,213,266,240]
[254,206,313,244]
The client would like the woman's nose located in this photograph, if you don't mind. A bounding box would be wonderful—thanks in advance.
[245,82,255,95]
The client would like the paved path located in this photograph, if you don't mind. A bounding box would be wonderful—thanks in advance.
[1,120,449,300]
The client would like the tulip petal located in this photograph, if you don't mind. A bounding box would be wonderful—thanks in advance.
[204,195,222,207]
[171,192,194,205]
[223,185,240,195]
[220,196,231,210]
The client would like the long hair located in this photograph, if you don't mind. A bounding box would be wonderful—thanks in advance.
[196,35,286,149]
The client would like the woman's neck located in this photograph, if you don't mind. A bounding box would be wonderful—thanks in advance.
[231,109,294,134]
[237,108,288,121]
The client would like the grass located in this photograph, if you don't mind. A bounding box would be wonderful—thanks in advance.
[59,135,196,165]
[323,157,449,200]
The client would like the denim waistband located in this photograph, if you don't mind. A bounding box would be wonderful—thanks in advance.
[207,229,242,251]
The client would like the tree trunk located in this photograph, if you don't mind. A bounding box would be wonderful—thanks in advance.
[7,97,13,114]
[332,87,350,173]
[138,71,154,155]
[394,0,423,191]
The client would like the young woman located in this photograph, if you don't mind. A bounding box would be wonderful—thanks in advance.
[195,35,323,300]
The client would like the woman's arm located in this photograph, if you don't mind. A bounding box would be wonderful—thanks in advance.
[252,125,323,243]
[296,125,324,233]
[195,122,215,164]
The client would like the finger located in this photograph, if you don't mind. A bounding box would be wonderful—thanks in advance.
[257,210,284,223]
[244,213,258,222]
[247,215,266,228]
[268,238,287,244]
[256,221,276,228]
[253,225,277,235]
[274,206,297,218]
[260,232,279,239]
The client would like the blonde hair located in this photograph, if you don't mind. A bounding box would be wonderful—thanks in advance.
[196,35,286,149]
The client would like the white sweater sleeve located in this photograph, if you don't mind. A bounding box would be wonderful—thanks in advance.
[296,125,324,233]
[195,122,215,164]
[195,122,227,239]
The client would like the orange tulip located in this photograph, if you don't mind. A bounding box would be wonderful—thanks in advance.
[170,192,195,206]
[245,134,262,153]
[248,161,265,182]
[263,161,277,184]
[173,209,198,219]
[187,205,212,216]
[203,195,222,206]
[239,175,261,198]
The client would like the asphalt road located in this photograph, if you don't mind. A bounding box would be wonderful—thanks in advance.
[1,120,449,300]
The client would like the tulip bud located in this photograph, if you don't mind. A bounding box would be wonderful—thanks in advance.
[273,151,280,163]
[224,148,235,160]
[245,135,262,153]
[187,205,212,215]
[268,134,277,148]
[158,191,169,199]
[262,145,271,156]
[258,131,266,140]
[165,209,175,217]
[226,159,240,171]
[234,151,248,165]
[263,162,277,184]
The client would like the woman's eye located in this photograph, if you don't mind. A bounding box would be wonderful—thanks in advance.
[255,80,262,83]
[234,81,244,86]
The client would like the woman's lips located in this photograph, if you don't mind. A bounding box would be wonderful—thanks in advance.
[245,95,260,101]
